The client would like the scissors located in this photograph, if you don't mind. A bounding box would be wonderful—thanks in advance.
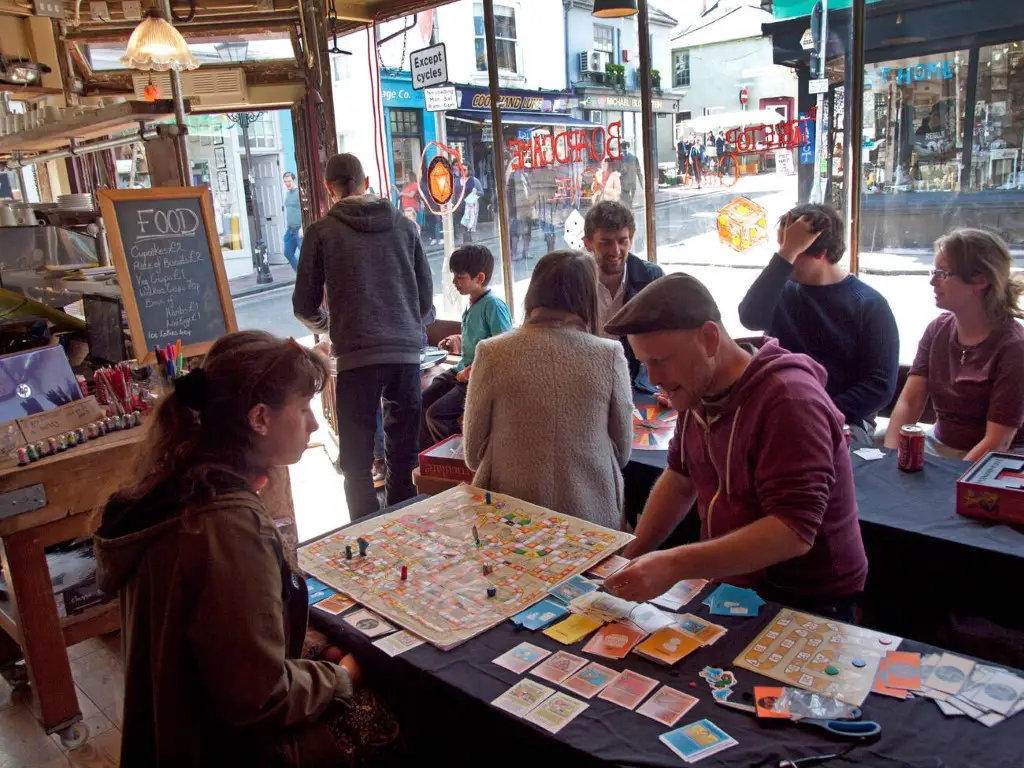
[716,700,882,742]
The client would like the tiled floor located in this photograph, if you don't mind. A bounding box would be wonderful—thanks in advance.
[2,429,348,767]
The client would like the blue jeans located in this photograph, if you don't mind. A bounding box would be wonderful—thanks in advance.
[334,364,421,520]
[374,407,384,460]
[283,226,302,271]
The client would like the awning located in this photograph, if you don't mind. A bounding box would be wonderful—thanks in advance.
[680,109,791,135]
[447,110,602,129]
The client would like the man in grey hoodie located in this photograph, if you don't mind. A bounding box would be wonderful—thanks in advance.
[293,153,433,519]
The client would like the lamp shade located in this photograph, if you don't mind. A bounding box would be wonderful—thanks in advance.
[593,0,638,18]
[120,11,199,71]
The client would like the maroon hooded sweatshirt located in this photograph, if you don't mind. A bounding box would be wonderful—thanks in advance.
[667,338,867,603]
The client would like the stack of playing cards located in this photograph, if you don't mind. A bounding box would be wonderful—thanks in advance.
[703,584,765,617]
[543,614,604,644]
[883,650,1024,727]
[568,591,637,622]
[511,599,568,630]
[549,575,600,604]
[587,554,629,580]
[660,719,737,763]
[633,627,702,665]
[583,622,647,659]
[621,603,677,634]
[675,614,728,646]
[491,680,589,733]
[651,579,708,611]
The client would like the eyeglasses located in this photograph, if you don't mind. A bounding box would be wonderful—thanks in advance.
[930,268,954,281]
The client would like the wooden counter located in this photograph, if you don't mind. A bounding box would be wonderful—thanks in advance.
[0,426,145,745]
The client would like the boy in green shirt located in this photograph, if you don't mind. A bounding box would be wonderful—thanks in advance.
[421,245,512,449]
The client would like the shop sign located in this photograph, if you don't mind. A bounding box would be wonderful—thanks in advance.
[381,79,422,109]
[424,86,457,112]
[590,95,675,112]
[409,43,448,90]
[507,121,624,171]
[457,86,575,114]
[864,60,956,88]
[809,79,829,95]
[724,113,812,154]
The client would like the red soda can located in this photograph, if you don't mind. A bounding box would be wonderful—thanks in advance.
[75,375,89,398]
[898,425,925,472]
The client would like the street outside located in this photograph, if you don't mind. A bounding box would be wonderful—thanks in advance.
[230,170,991,366]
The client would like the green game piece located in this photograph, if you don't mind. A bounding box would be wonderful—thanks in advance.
[825,665,840,676]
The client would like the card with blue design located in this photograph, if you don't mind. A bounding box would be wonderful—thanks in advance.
[511,599,569,630]
[703,583,764,617]
[305,576,336,605]
[493,642,551,674]
[659,719,737,763]
[549,575,599,604]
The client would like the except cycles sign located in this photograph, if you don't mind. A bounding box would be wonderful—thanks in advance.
[409,43,448,91]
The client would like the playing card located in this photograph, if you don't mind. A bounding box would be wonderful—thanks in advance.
[492,679,556,717]
[651,579,708,610]
[343,609,395,637]
[924,653,975,695]
[624,603,676,633]
[598,669,659,710]
[305,577,336,605]
[313,593,356,615]
[543,614,603,645]
[582,622,647,659]
[753,687,791,719]
[935,699,967,717]
[872,658,908,699]
[704,584,764,617]
[675,613,727,646]
[636,685,698,727]
[492,642,551,674]
[961,666,1024,715]
[633,626,702,665]
[660,719,737,763]
[511,599,568,630]
[883,651,921,690]
[562,662,619,699]
[549,575,599,604]
[522,691,589,733]
[568,592,636,622]
[587,555,630,579]
[372,630,424,657]
[530,651,589,684]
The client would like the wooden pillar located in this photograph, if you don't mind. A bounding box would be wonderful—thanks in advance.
[299,0,338,174]
[145,138,187,187]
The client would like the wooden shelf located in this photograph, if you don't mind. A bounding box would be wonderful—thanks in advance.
[0,597,119,649]
[0,84,64,99]
[0,100,178,154]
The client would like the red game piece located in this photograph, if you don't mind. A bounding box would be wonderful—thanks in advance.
[401,565,408,581]
[689,682,697,689]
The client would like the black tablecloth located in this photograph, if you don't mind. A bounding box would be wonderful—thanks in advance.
[309,523,1023,768]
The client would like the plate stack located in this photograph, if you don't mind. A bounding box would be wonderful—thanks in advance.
[57,194,96,214]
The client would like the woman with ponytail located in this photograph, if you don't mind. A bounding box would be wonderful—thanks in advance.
[95,331,399,767]
[885,229,1024,461]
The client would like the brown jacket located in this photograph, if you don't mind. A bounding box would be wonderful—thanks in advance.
[95,483,350,767]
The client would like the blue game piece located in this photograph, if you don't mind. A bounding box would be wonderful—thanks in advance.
[487,587,497,598]
[852,659,866,668]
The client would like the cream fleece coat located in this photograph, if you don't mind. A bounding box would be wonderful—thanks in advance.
[463,324,633,530]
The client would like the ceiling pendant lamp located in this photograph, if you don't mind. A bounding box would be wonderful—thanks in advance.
[593,0,638,18]
[121,10,199,71]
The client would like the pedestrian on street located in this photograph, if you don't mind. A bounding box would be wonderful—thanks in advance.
[293,153,433,520]
[282,172,302,271]
[689,138,707,189]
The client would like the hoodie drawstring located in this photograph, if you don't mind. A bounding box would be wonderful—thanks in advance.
[724,405,741,500]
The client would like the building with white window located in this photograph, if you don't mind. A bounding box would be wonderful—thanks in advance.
[671,1,798,136]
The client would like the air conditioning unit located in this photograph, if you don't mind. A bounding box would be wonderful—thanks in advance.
[579,51,598,74]
[131,68,248,108]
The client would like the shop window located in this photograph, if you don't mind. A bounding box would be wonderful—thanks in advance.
[970,41,1024,191]
[390,108,423,190]
[673,50,690,88]
[474,3,518,73]
[862,52,967,194]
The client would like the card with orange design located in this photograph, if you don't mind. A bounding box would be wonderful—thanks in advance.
[633,626,702,665]
[582,623,647,660]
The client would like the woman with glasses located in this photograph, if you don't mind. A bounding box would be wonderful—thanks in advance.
[95,331,400,767]
[884,229,1024,460]
[462,250,633,529]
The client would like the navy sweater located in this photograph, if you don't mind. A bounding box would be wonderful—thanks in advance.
[738,254,899,426]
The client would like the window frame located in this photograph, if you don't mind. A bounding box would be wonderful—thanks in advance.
[474,2,520,74]
[672,49,690,88]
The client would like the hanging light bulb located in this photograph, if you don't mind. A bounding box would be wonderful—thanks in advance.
[121,10,199,71]
[593,0,638,18]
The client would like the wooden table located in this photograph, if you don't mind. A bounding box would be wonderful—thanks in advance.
[0,427,145,748]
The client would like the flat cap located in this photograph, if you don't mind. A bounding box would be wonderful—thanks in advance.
[604,272,721,336]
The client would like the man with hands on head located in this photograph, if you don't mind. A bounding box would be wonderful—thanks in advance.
[738,203,899,446]
[602,274,868,621]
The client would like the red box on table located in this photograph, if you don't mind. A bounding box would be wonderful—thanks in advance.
[418,434,474,483]
[956,451,1024,526]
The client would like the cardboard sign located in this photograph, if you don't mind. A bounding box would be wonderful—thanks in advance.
[409,43,448,90]
[16,396,105,444]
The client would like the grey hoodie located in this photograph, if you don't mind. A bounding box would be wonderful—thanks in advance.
[293,194,433,372]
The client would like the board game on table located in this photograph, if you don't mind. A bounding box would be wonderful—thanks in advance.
[734,608,902,706]
[299,485,634,650]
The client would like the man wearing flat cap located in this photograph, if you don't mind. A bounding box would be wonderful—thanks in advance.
[603,274,867,620]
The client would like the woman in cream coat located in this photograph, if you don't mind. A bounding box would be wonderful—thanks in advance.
[463,250,633,530]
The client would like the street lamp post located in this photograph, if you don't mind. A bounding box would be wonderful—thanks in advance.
[228,111,273,285]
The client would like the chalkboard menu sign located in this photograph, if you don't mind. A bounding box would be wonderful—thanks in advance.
[98,187,237,363]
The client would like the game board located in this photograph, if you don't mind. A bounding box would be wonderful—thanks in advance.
[734,608,902,706]
[299,485,634,650]
[632,404,678,451]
